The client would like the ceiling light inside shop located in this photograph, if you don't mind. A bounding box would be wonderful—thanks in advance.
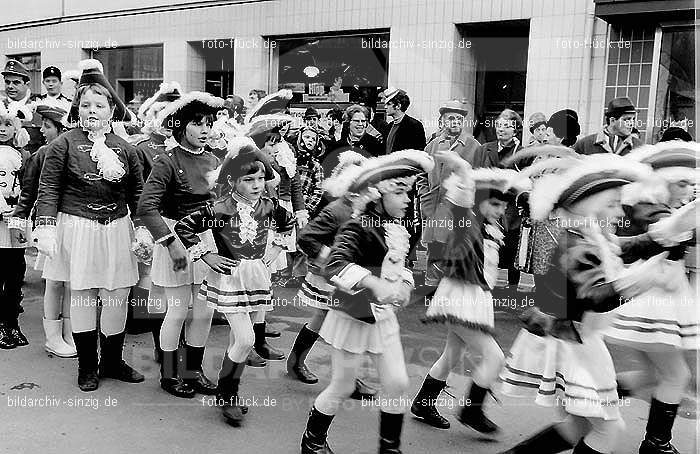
[303,66,320,77]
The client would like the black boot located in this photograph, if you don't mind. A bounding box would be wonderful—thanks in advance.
[254,322,285,361]
[98,332,145,383]
[379,411,404,454]
[0,323,17,349]
[301,406,335,454]
[498,425,573,454]
[217,354,246,426]
[639,399,681,454]
[6,322,28,346]
[160,349,195,398]
[151,318,163,363]
[456,383,499,434]
[182,344,218,395]
[411,374,450,429]
[246,349,267,367]
[287,324,319,384]
[573,440,603,454]
[73,330,99,392]
[350,378,378,400]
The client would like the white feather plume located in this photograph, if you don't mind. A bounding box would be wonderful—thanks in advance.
[78,58,104,73]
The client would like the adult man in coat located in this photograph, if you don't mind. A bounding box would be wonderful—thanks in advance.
[574,97,642,156]
[382,87,426,154]
[417,100,489,287]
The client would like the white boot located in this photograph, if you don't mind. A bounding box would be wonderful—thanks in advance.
[43,319,77,357]
[62,316,76,349]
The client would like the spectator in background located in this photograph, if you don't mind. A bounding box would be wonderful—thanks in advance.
[36,66,72,112]
[525,112,548,147]
[574,97,642,155]
[225,95,245,125]
[247,89,267,112]
[324,107,344,146]
[417,100,488,288]
[477,109,525,289]
[660,126,693,142]
[546,109,581,147]
[382,87,426,154]
[1,59,42,153]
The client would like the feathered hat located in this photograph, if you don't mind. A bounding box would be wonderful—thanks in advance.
[322,150,369,196]
[244,89,294,142]
[155,91,224,132]
[137,81,182,131]
[528,154,653,221]
[207,136,275,187]
[68,59,131,123]
[502,144,581,172]
[620,141,700,205]
[35,105,68,128]
[470,167,532,202]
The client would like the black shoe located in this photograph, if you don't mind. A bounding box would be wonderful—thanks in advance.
[411,374,450,429]
[7,325,28,346]
[456,383,499,434]
[0,324,17,349]
[185,370,218,395]
[287,325,320,384]
[160,378,196,398]
[246,350,267,367]
[78,369,99,392]
[98,332,145,383]
[379,411,404,454]
[181,345,218,395]
[254,322,285,360]
[639,399,681,454]
[160,350,195,398]
[350,378,377,400]
[301,406,335,454]
[498,425,572,454]
[73,330,99,392]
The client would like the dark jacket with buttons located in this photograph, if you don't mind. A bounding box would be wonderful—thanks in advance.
[35,129,144,225]
[136,145,219,242]
[133,132,168,178]
[12,144,48,219]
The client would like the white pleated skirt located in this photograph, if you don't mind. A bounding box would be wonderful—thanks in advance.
[150,217,214,287]
[296,272,336,310]
[499,315,621,420]
[199,259,273,313]
[605,260,698,350]
[423,277,495,333]
[319,306,400,355]
[42,212,138,291]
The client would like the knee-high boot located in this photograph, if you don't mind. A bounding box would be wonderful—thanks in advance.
[410,374,450,429]
[253,322,285,360]
[73,330,99,392]
[301,406,334,454]
[378,411,404,454]
[98,332,144,383]
[217,353,247,426]
[287,324,319,383]
[639,399,681,454]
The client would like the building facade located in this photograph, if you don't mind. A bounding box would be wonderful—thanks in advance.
[1,0,695,142]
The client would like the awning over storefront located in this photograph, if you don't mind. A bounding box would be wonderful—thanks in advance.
[594,0,695,21]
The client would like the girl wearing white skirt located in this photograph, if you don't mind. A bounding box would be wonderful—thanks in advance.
[300,150,433,454]
[605,142,699,454]
[287,151,377,397]
[135,91,224,398]
[412,158,529,434]
[12,105,76,357]
[498,154,668,454]
[0,101,31,350]
[174,141,293,426]
[33,59,144,392]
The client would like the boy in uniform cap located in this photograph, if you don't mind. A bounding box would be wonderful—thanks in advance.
[37,66,71,112]
[574,97,642,156]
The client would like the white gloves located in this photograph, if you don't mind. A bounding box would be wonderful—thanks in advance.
[648,201,697,246]
[33,225,58,258]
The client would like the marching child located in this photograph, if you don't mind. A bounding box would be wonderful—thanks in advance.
[300,150,433,454]
[412,153,530,434]
[174,139,294,427]
[11,105,75,357]
[0,102,31,349]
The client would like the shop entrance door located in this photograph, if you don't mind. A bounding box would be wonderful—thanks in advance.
[200,40,235,98]
[459,20,530,143]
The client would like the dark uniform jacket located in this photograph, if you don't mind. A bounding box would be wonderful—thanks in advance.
[36,129,143,225]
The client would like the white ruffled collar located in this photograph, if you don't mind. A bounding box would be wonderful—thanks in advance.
[82,126,126,182]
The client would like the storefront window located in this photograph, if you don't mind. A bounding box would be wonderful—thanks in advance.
[604,25,655,142]
[272,32,389,114]
[90,45,163,115]
[652,26,695,142]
